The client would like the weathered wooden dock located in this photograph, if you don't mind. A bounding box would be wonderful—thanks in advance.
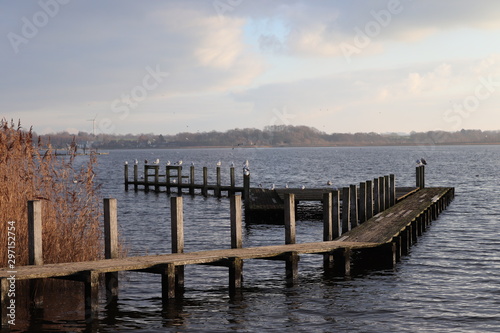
[1,165,453,327]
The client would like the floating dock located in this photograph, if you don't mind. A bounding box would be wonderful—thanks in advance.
[0,165,454,327]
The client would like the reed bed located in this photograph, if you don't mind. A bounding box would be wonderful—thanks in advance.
[0,120,104,266]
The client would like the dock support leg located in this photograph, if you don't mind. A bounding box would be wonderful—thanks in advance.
[341,187,350,233]
[401,227,410,255]
[162,264,177,301]
[332,248,351,277]
[284,193,296,245]
[285,252,299,287]
[229,257,243,296]
[332,190,341,239]
[84,271,99,323]
[349,184,358,228]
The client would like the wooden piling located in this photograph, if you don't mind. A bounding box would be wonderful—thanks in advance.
[359,182,367,223]
[379,176,385,212]
[341,187,350,233]
[189,165,195,195]
[373,178,380,215]
[285,252,299,286]
[28,200,43,266]
[366,180,373,220]
[202,167,208,197]
[384,175,390,210]
[177,166,182,194]
[144,165,149,192]
[216,166,221,197]
[230,195,242,249]
[230,167,235,196]
[171,196,184,290]
[284,193,296,245]
[124,163,129,191]
[84,270,99,323]
[229,257,243,295]
[133,164,138,191]
[332,248,351,276]
[323,192,333,242]
[332,190,341,238]
[389,174,396,206]
[154,166,160,192]
[104,198,119,299]
[349,184,358,229]
[243,172,250,201]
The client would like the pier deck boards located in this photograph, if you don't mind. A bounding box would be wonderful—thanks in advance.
[337,187,452,244]
[0,241,378,281]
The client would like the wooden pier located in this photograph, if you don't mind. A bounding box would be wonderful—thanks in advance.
[1,165,454,327]
[124,163,247,198]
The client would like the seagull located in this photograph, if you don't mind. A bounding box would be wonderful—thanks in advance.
[134,159,139,165]
[270,184,275,190]
[144,159,148,164]
[421,158,427,165]
[301,185,306,190]
[177,160,183,166]
[216,160,222,167]
[153,158,160,164]
[191,162,195,167]
[166,160,171,166]
[285,183,289,188]
[243,160,249,168]
[124,161,128,165]
[327,180,332,186]
[230,162,235,167]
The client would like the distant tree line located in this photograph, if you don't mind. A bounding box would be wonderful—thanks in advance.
[36,125,500,149]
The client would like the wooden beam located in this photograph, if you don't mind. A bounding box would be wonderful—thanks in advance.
[230,195,242,249]
[341,187,350,233]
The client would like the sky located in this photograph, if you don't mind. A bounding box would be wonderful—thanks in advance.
[1,0,500,135]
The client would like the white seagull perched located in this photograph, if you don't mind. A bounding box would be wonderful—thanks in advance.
[216,160,222,167]
[191,162,195,167]
[327,180,332,186]
[166,160,171,166]
[230,162,235,168]
[177,160,183,166]
[124,161,128,165]
[153,158,160,164]
[301,185,306,190]
[134,159,139,165]
[270,184,275,190]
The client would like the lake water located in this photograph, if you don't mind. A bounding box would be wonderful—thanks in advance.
[17,145,500,332]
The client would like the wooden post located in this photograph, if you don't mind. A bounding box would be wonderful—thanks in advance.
[154,166,160,192]
[216,166,221,197]
[366,180,373,220]
[284,193,295,245]
[359,182,367,223]
[230,166,235,196]
[379,176,385,212]
[341,187,350,233]
[202,167,208,197]
[323,192,334,268]
[349,184,358,229]
[285,252,299,287]
[323,192,333,241]
[28,200,44,309]
[104,198,118,259]
[28,200,43,266]
[104,198,119,299]
[229,257,243,296]
[166,166,171,194]
[389,174,396,206]
[373,178,380,215]
[162,263,176,301]
[84,270,99,323]
[230,195,242,249]
[171,196,184,290]
[332,190,341,238]
[177,166,182,194]
[189,165,195,195]
[124,162,129,191]
[384,175,390,210]
[421,165,425,189]
[144,165,149,192]
[243,171,250,201]
[133,163,138,191]
[332,248,351,276]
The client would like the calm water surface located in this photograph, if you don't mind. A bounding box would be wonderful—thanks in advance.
[19,146,500,332]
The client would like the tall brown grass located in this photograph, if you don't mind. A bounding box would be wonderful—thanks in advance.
[0,120,104,266]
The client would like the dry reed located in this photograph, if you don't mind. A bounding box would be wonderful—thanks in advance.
[0,120,104,266]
